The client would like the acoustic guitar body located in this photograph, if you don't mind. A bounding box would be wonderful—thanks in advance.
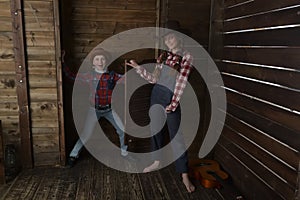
[189,158,229,189]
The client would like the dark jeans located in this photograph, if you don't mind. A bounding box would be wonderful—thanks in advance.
[150,84,188,173]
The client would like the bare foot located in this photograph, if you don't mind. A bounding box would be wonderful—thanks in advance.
[143,160,160,173]
[182,173,195,193]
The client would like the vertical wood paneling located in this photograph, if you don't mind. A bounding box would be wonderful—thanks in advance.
[23,0,60,166]
[2,0,64,173]
[210,0,300,199]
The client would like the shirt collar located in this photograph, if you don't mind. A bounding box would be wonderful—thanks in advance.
[94,68,106,74]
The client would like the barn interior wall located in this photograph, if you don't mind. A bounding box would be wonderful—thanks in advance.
[210,0,300,199]
[3,2,299,199]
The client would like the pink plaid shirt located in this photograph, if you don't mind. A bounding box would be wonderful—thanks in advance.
[136,50,193,111]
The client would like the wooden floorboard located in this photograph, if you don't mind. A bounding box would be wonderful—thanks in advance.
[0,155,236,200]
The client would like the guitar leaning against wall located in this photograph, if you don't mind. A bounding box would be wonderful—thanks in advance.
[189,158,229,189]
[189,159,245,200]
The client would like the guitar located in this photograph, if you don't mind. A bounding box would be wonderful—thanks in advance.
[189,158,229,189]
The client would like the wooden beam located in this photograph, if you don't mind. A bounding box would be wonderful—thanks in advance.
[218,61,300,90]
[224,27,300,46]
[207,0,225,157]
[296,161,300,199]
[53,0,66,166]
[10,0,33,168]
[0,121,5,184]
[221,47,300,71]
[226,90,300,133]
[224,0,300,20]
[224,6,300,32]
[222,73,300,111]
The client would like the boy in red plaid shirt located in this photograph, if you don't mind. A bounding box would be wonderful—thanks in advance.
[62,48,128,167]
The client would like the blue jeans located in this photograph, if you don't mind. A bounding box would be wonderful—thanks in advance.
[69,107,127,158]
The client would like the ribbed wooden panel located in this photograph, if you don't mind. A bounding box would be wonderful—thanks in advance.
[212,0,300,199]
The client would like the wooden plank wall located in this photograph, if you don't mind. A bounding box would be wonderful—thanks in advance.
[210,0,300,199]
[68,0,157,66]
[0,0,21,169]
[23,0,61,166]
[163,0,212,49]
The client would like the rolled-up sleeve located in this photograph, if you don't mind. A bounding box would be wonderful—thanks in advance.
[166,52,193,111]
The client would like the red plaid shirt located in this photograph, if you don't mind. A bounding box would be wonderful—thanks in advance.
[136,50,193,111]
[63,65,122,106]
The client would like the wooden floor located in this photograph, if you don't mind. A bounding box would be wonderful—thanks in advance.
[0,154,237,200]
